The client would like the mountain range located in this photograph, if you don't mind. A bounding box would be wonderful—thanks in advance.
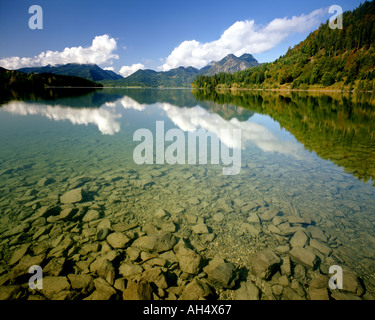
[17,53,259,87]
[18,63,123,82]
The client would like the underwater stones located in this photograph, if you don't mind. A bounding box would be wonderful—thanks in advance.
[234,281,260,300]
[290,230,309,248]
[213,213,224,222]
[86,278,117,300]
[289,247,320,270]
[60,188,83,204]
[132,231,177,253]
[247,212,261,224]
[191,222,210,235]
[82,210,101,222]
[259,209,281,222]
[67,274,94,291]
[10,254,45,280]
[9,244,30,265]
[119,263,143,278]
[250,249,281,280]
[342,271,364,296]
[174,241,203,275]
[308,226,328,243]
[309,288,330,300]
[41,276,71,300]
[309,238,332,256]
[203,255,238,289]
[155,208,169,219]
[96,228,110,241]
[0,285,22,300]
[238,223,261,237]
[123,280,153,300]
[37,177,54,187]
[140,267,169,290]
[58,208,76,220]
[287,216,313,226]
[106,232,131,249]
[180,278,213,300]
[44,257,66,276]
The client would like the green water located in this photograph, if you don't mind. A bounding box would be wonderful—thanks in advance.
[0,88,375,299]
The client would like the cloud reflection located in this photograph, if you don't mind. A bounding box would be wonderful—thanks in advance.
[2,101,121,135]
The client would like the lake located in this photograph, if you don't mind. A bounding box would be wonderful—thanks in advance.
[0,88,374,300]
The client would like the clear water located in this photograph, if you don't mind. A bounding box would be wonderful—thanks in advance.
[1,88,375,299]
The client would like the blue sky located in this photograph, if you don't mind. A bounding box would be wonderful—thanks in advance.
[0,0,364,76]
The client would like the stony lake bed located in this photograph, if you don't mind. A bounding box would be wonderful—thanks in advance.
[0,89,375,301]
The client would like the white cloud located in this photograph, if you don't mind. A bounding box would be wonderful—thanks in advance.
[103,66,115,71]
[159,9,324,71]
[119,63,145,77]
[0,34,119,70]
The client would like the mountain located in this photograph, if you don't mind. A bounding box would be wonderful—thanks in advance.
[101,54,259,87]
[101,66,201,87]
[193,1,375,91]
[200,53,259,76]
[18,63,123,82]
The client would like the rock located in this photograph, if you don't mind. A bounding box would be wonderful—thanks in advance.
[343,271,364,296]
[239,223,261,237]
[126,247,141,261]
[289,247,320,270]
[308,226,328,243]
[106,232,131,249]
[180,278,213,300]
[259,209,280,222]
[174,241,203,275]
[82,210,101,222]
[58,208,75,220]
[41,276,71,299]
[97,219,112,230]
[203,255,238,289]
[192,223,210,234]
[155,208,169,219]
[213,213,224,222]
[281,256,292,276]
[290,230,309,248]
[278,275,290,287]
[234,282,260,300]
[275,245,290,255]
[112,222,137,233]
[9,244,30,265]
[310,274,329,289]
[43,257,66,276]
[141,267,169,290]
[247,212,260,224]
[272,284,284,296]
[0,285,22,300]
[60,188,83,204]
[250,249,281,280]
[309,239,332,256]
[132,231,177,253]
[119,263,143,277]
[90,258,116,285]
[272,216,286,226]
[281,287,306,300]
[97,228,110,241]
[37,177,54,187]
[85,278,116,300]
[309,288,330,300]
[67,274,94,291]
[331,292,361,300]
[160,222,176,233]
[10,254,45,280]
[123,280,153,300]
[287,216,312,226]
[293,264,306,280]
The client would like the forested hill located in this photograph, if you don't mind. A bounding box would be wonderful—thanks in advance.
[192,1,375,91]
[0,67,102,89]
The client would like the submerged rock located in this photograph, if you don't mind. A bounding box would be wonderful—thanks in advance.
[123,280,153,300]
[60,188,83,204]
[250,249,281,280]
[289,247,320,270]
[234,282,260,300]
[203,255,238,289]
[174,241,203,275]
